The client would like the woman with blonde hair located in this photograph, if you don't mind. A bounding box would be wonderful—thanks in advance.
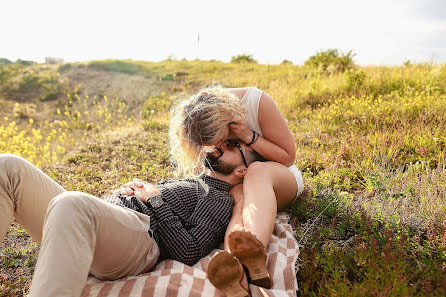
[169,83,303,297]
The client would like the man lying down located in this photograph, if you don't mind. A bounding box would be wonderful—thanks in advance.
[0,140,262,297]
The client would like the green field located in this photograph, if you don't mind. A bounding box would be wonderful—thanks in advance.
[0,58,445,296]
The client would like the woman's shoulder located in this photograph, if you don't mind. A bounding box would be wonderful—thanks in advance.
[226,87,262,100]
[226,87,248,99]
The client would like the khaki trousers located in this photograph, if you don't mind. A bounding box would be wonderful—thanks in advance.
[0,154,160,297]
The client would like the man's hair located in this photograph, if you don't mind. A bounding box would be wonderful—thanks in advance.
[204,148,266,175]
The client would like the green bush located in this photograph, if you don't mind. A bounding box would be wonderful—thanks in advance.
[344,69,366,89]
[141,119,168,131]
[0,58,13,65]
[142,93,172,116]
[18,72,40,91]
[0,63,22,86]
[305,49,356,73]
[88,60,148,76]
[0,68,67,101]
[16,59,36,66]
[161,74,175,81]
[231,54,257,63]
[58,63,72,72]
[38,73,65,101]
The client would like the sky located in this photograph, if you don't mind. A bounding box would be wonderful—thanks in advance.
[1,0,446,65]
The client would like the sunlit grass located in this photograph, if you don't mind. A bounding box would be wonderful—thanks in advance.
[0,93,132,167]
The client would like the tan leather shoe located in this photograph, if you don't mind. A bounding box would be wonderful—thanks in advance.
[228,231,272,289]
[207,251,251,297]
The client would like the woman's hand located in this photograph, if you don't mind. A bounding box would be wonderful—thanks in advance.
[116,178,161,203]
[229,118,252,144]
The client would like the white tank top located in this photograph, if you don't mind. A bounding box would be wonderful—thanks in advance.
[240,87,264,137]
[239,87,304,196]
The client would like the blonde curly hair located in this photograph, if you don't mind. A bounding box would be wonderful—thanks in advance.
[169,83,247,176]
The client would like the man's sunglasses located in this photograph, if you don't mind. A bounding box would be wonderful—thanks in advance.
[214,139,248,168]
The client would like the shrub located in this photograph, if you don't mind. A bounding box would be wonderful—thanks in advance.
[0,58,13,65]
[18,72,40,92]
[15,59,36,66]
[88,60,147,76]
[141,119,168,131]
[161,74,175,81]
[231,54,257,63]
[0,63,22,86]
[141,93,171,131]
[344,69,366,89]
[13,103,36,119]
[142,93,172,116]
[403,59,412,67]
[4,70,67,101]
[38,73,65,101]
[305,49,356,73]
[58,63,72,72]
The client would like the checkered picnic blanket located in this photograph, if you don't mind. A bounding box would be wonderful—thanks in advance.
[81,213,299,297]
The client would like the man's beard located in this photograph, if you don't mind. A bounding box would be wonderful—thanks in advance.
[204,149,265,175]
[204,154,237,175]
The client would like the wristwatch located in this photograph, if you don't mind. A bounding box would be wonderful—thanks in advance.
[147,195,164,208]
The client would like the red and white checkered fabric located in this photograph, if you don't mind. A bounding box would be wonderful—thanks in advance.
[81,213,299,297]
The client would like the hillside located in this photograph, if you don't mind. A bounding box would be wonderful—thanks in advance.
[0,59,445,296]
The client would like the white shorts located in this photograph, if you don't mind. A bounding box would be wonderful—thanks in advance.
[288,164,304,199]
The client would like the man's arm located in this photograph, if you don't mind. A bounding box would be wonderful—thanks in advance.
[123,180,233,266]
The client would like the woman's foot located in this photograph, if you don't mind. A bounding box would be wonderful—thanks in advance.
[207,251,251,297]
[228,231,272,289]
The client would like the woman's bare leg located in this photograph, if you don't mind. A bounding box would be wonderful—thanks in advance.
[224,184,244,251]
[241,161,297,247]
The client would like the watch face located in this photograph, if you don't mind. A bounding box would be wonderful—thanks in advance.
[150,196,163,208]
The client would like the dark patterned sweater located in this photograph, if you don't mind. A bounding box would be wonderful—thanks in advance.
[102,175,233,266]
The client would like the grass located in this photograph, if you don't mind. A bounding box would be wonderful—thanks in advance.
[0,59,445,296]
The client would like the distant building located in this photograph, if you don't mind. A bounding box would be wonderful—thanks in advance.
[45,57,64,64]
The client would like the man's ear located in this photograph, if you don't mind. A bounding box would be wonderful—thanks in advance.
[233,167,248,178]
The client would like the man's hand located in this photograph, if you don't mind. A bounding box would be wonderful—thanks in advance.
[115,178,161,203]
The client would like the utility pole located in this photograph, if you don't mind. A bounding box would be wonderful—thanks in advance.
[197,32,200,60]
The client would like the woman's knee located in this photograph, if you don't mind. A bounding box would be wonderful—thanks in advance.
[245,161,268,180]
[245,161,285,181]
[246,161,297,207]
